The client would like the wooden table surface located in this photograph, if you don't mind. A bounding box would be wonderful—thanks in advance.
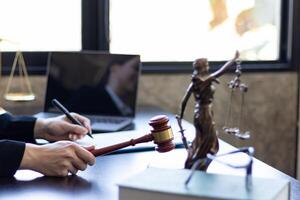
[0,106,299,200]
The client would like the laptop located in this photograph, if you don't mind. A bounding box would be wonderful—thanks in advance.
[35,51,141,133]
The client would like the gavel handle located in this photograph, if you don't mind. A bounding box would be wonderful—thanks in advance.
[90,134,154,157]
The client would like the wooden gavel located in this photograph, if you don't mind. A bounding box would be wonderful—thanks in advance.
[90,115,175,157]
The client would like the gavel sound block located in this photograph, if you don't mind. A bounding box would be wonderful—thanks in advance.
[90,115,175,157]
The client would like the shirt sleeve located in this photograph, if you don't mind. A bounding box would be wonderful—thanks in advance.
[0,113,37,176]
[0,140,26,177]
[0,113,37,143]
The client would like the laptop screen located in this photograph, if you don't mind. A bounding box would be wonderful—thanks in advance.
[44,51,140,117]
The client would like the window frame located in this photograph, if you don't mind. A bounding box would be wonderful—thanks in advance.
[0,0,298,75]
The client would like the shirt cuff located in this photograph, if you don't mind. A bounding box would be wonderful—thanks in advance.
[0,140,25,177]
[0,113,37,143]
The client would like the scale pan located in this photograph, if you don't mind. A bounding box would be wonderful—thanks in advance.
[4,92,35,101]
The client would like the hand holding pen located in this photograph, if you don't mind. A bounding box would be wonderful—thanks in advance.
[52,99,93,139]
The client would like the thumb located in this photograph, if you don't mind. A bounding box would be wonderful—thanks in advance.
[83,145,95,152]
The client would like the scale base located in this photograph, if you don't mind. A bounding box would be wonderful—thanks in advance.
[4,92,35,101]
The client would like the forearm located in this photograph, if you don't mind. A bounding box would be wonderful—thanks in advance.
[179,89,192,119]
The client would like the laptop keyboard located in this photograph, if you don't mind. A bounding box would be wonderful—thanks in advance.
[88,115,132,132]
[89,116,126,124]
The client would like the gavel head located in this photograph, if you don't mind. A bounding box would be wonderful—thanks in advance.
[148,115,175,153]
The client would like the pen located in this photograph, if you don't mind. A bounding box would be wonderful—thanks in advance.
[52,99,93,139]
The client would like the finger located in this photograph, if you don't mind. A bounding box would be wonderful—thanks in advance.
[69,133,79,141]
[68,132,84,142]
[71,113,91,129]
[83,121,92,134]
[71,156,87,171]
[68,165,78,175]
[65,123,88,136]
[58,169,69,177]
[73,145,96,166]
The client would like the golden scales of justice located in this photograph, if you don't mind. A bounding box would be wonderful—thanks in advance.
[0,38,35,101]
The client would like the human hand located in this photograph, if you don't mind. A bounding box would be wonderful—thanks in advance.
[34,113,91,142]
[20,141,95,176]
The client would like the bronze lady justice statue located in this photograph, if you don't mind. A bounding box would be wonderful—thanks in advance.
[178,51,239,170]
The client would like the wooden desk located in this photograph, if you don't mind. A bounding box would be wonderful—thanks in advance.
[0,106,299,200]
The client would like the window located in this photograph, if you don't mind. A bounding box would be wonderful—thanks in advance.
[0,0,81,51]
[110,0,281,62]
[0,0,81,74]
[109,0,296,72]
[0,0,297,74]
